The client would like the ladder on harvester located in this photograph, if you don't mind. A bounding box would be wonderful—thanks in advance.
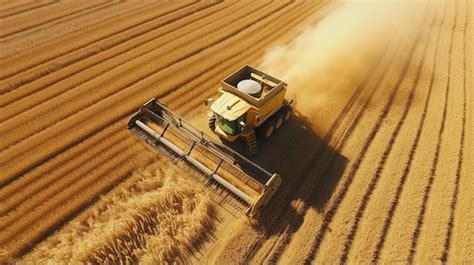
[243,129,257,155]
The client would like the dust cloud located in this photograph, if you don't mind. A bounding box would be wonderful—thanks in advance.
[261,1,424,118]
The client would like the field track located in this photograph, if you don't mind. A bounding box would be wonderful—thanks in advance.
[0,0,471,263]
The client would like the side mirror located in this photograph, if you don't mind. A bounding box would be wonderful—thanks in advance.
[204,98,214,106]
[239,121,247,131]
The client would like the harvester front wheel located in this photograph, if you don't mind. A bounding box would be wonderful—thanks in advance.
[209,114,216,131]
[257,119,275,139]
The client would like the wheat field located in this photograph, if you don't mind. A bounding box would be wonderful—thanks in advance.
[0,0,471,263]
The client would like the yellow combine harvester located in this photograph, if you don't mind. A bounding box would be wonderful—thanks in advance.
[128,65,292,216]
[206,65,294,154]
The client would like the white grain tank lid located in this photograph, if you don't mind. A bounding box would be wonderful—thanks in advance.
[237,79,262,97]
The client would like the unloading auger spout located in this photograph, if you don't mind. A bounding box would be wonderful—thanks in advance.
[128,99,281,216]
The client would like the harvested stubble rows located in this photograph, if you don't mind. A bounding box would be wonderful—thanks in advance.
[0,0,471,263]
[0,0,332,262]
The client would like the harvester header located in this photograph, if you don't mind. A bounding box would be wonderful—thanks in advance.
[128,99,281,216]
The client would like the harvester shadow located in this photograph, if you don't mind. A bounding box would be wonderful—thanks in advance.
[224,111,347,234]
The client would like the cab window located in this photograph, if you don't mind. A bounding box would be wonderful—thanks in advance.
[216,115,237,135]
[216,114,247,135]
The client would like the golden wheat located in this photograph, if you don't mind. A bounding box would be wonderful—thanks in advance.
[22,166,216,263]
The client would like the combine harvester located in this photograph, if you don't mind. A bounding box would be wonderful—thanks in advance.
[128,65,294,216]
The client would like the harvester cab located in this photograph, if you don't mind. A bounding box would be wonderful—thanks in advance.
[206,65,294,155]
[128,65,290,216]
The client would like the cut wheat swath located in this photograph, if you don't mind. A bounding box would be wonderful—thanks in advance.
[21,166,217,263]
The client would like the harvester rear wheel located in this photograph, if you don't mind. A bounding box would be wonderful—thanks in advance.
[281,105,292,122]
[209,114,216,131]
[274,113,284,129]
[257,119,275,139]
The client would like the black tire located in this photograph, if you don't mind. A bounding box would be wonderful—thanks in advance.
[274,113,284,129]
[281,105,292,122]
[208,114,216,131]
[256,119,275,139]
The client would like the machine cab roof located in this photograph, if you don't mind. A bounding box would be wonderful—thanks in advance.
[210,92,251,121]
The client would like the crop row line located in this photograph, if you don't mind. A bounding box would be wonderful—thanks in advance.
[0,0,58,19]
[339,7,441,263]
[0,131,129,218]
[302,9,431,264]
[0,137,136,236]
[0,0,111,39]
[259,33,397,264]
[0,1,194,81]
[406,0,457,262]
[0,1,219,103]
[440,1,469,262]
[371,2,449,263]
[0,122,122,202]
[2,0,125,43]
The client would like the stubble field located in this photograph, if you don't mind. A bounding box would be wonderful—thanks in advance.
[0,0,471,263]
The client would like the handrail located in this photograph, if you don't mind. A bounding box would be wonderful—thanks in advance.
[147,99,274,181]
